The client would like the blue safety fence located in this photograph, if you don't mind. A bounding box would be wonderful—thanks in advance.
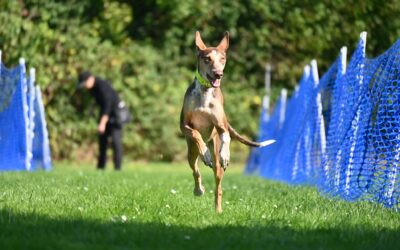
[0,53,52,171]
[246,32,400,209]
[31,86,52,170]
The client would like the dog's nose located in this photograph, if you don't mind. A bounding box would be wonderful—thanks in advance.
[214,71,224,79]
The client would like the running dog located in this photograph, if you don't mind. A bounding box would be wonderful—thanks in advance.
[180,31,275,213]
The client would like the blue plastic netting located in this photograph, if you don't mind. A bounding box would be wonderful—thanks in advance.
[0,62,29,170]
[31,86,52,170]
[247,34,400,209]
[0,59,52,171]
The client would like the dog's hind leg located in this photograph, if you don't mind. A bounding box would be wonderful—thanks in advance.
[187,139,206,196]
[211,137,224,213]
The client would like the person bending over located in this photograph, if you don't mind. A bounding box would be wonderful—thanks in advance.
[77,71,123,170]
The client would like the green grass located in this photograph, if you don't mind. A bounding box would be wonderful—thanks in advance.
[0,162,399,250]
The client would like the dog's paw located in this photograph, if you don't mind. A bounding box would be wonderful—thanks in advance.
[193,185,205,196]
[201,148,213,168]
[220,145,230,170]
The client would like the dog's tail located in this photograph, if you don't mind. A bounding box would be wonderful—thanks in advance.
[228,125,275,147]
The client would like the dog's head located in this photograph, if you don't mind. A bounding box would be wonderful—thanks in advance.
[195,31,229,88]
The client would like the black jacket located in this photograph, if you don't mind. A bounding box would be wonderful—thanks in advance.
[89,77,120,120]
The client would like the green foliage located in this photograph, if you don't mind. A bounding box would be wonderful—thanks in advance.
[0,163,400,249]
[0,0,399,161]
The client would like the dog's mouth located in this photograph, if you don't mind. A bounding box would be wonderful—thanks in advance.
[207,74,222,88]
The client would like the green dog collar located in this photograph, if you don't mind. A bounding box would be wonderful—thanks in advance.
[195,70,212,88]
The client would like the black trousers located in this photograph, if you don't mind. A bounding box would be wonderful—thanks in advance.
[97,123,123,170]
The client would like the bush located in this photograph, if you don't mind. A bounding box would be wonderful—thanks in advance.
[1,0,399,162]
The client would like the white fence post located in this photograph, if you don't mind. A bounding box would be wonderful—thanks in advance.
[344,32,367,196]
[27,68,36,169]
[311,59,319,87]
[19,58,31,171]
[35,85,52,170]
[303,60,319,179]
[330,46,349,191]
[263,63,272,122]
[292,65,311,181]
[279,88,287,129]
[340,46,348,75]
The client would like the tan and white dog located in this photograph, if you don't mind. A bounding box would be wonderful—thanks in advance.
[180,31,275,213]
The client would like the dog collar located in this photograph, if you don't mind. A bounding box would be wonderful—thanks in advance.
[195,70,213,88]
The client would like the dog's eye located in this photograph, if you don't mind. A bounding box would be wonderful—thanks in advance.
[204,58,211,64]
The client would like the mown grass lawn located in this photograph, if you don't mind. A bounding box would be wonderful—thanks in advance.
[0,162,399,250]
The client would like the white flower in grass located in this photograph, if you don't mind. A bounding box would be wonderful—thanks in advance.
[261,214,267,219]
[165,204,170,209]
[232,185,237,190]
[121,215,127,222]
[273,204,278,209]
[225,201,230,205]
[170,189,177,195]
[78,207,83,212]
[83,187,89,192]
[184,235,191,240]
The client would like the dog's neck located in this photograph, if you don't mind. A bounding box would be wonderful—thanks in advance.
[195,69,214,89]
[194,78,216,105]
[195,78,213,93]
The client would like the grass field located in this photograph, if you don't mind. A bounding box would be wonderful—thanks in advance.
[0,162,399,250]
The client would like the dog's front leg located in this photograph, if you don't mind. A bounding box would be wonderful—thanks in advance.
[211,112,230,170]
[219,130,231,170]
[183,125,213,168]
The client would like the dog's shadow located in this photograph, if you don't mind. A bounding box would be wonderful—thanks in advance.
[0,208,396,249]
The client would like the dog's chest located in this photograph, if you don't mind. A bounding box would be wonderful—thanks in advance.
[189,85,216,113]
[186,84,219,138]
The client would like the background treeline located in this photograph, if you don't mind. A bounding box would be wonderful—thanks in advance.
[0,0,399,162]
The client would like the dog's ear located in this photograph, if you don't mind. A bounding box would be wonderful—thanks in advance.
[217,31,229,51]
[195,31,207,51]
